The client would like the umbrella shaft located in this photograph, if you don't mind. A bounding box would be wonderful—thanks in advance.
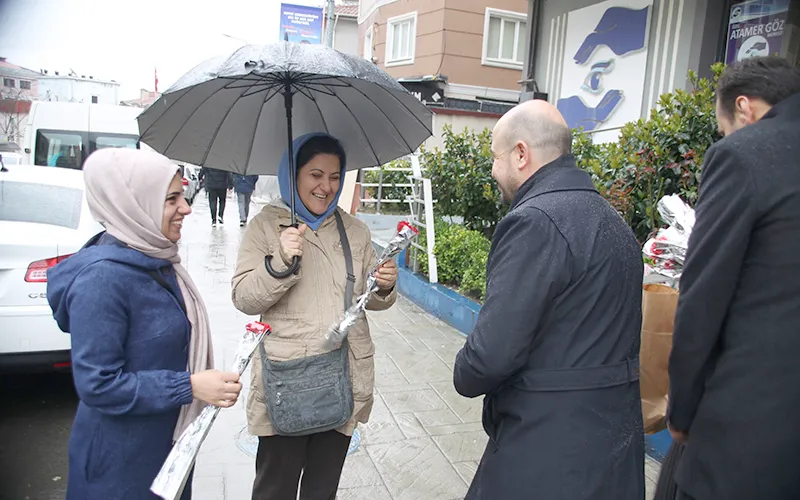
[284,83,297,227]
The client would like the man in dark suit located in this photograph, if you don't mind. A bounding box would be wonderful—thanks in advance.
[667,56,800,500]
[453,99,644,499]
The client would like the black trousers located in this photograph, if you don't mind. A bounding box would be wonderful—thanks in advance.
[207,188,227,221]
[252,430,350,500]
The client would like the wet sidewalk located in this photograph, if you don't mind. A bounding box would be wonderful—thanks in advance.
[181,192,660,500]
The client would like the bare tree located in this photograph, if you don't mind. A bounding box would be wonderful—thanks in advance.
[0,88,32,144]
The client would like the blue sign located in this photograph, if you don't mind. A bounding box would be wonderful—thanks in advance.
[557,2,652,133]
[279,3,324,45]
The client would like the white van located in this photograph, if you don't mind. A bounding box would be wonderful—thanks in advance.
[21,101,143,169]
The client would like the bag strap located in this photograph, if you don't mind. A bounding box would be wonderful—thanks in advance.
[333,210,355,311]
[147,269,187,315]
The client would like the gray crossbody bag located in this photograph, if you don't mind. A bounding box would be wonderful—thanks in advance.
[259,211,356,436]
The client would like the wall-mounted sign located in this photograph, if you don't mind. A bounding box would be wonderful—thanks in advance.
[725,0,789,64]
[279,3,324,44]
[557,0,653,134]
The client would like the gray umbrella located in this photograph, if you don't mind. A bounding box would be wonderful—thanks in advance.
[137,42,433,277]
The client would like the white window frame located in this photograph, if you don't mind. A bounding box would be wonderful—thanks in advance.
[482,8,527,70]
[385,11,417,67]
[364,28,373,61]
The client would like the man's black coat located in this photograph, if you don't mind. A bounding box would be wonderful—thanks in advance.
[454,154,645,500]
[668,92,800,500]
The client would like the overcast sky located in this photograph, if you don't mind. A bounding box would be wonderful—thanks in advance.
[0,0,328,99]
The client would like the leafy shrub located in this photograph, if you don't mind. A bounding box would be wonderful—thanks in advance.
[421,125,507,237]
[413,218,491,302]
[574,64,724,241]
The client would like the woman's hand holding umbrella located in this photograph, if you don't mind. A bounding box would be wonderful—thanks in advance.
[279,224,308,264]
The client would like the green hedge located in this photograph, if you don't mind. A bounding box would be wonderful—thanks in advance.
[415,218,491,302]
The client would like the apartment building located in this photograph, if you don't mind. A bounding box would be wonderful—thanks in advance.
[358,0,529,148]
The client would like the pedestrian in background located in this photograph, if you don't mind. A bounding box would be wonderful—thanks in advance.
[47,148,242,500]
[199,166,232,226]
[665,56,800,500]
[234,173,259,226]
[453,100,644,500]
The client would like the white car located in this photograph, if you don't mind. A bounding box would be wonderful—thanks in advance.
[179,164,200,205]
[0,165,103,371]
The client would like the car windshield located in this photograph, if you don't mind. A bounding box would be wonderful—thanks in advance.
[0,180,83,229]
[91,135,138,151]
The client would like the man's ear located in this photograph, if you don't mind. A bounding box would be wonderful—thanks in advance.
[515,141,530,172]
[735,95,757,126]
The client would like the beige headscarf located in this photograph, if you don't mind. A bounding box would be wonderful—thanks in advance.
[83,147,214,440]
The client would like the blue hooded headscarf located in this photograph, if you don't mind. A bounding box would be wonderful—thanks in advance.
[278,132,347,231]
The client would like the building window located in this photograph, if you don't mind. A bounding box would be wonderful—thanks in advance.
[3,78,15,88]
[364,28,373,61]
[385,12,416,67]
[19,80,31,90]
[91,95,98,104]
[482,8,527,70]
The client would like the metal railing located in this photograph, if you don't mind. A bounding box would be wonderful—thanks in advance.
[359,163,414,214]
[407,154,438,283]
[358,155,438,284]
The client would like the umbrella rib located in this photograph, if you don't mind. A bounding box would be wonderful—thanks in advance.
[138,86,195,142]
[292,85,318,101]
[161,73,260,156]
[349,78,434,137]
[199,83,253,167]
[329,84,381,167]
[332,77,415,154]
[306,91,331,136]
[242,86,281,173]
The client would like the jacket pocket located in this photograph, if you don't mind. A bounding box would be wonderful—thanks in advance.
[84,425,112,483]
[349,339,375,402]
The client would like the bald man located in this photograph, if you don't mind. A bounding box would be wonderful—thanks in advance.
[453,100,645,500]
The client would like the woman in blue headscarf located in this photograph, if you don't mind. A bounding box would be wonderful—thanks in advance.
[231,133,398,500]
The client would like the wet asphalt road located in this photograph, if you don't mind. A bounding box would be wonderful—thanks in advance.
[0,371,76,500]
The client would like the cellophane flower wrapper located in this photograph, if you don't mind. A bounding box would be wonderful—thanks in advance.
[150,322,271,500]
[643,194,695,282]
[324,221,419,348]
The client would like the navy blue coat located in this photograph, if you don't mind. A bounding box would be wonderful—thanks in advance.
[233,174,259,194]
[454,155,645,500]
[48,233,194,500]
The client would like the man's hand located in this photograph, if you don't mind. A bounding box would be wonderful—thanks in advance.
[668,423,689,444]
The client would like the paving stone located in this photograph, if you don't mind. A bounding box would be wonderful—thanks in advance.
[432,431,488,463]
[381,388,449,414]
[367,437,469,500]
[336,485,393,500]
[339,448,384,489]
[389,350,453,384]
[452,461,479,486]
[413,408,462,429]
[393,412,428,439]
[428,381,483,423]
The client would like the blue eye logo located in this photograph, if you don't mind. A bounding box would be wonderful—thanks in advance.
[581,59,614,94]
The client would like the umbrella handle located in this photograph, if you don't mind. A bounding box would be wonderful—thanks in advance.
[265,255,301,278]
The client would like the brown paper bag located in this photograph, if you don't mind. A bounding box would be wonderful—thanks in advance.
[640,283,679,434]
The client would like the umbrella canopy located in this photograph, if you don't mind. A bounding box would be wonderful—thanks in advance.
[137,42,434,175]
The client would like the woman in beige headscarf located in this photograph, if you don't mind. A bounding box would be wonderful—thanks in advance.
[47,147,242,500]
